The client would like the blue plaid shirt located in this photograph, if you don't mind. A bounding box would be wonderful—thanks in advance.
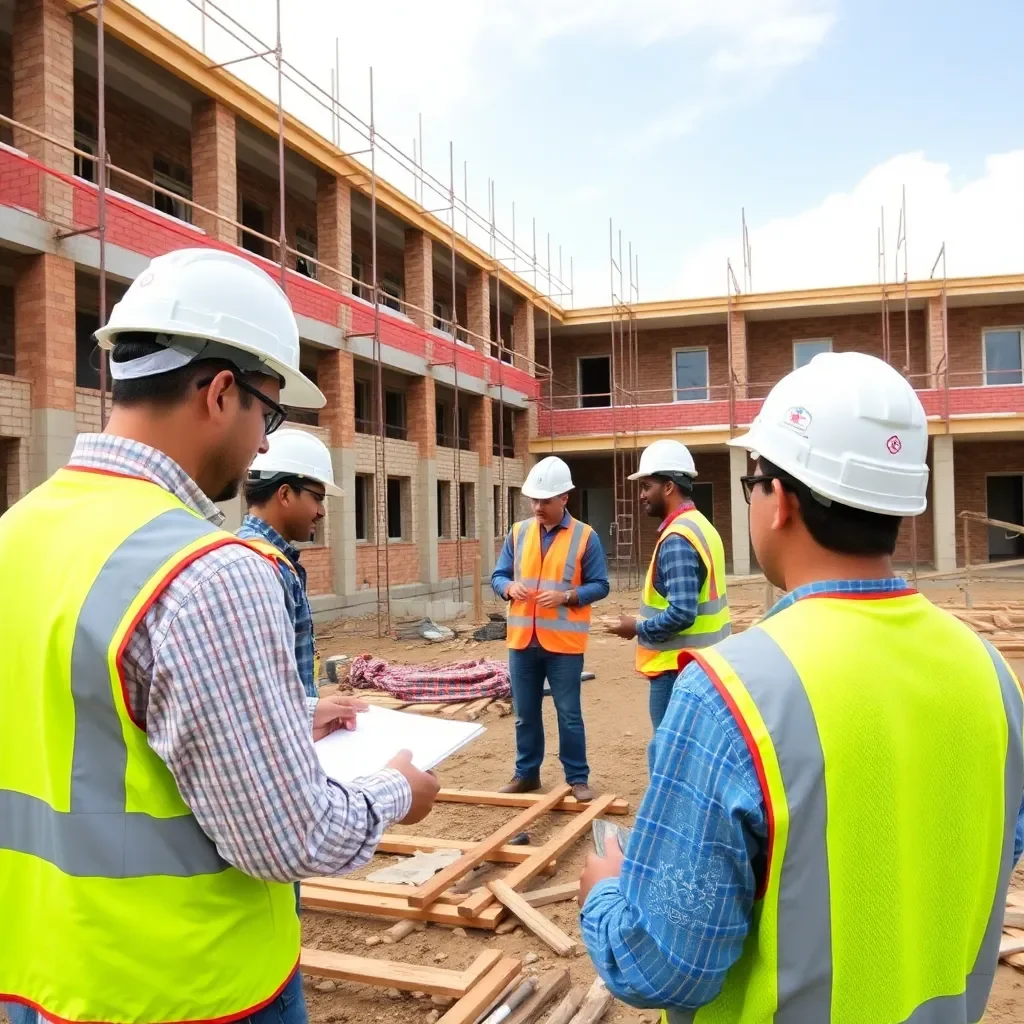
[237,515,318,698]
[581,577,1024,1012]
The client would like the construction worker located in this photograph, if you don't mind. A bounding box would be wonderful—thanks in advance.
[605,439,731,732]
[240,427,345,699]
[491,456,609,802]
[0,249,439,1024]
[578,351,1024,1022]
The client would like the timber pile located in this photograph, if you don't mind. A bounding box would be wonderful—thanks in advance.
[301,788,628,1022]
[1001,891,1024,970]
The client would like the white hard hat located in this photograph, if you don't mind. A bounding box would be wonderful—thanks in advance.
[628,439,697,481]
[95,248,324,409]
[248,428,343,496]
[522,456,574,500]
[728,351,929,516]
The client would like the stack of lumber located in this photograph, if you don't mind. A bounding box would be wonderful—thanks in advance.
[1001,891,1024,970]
[321,685,508,720]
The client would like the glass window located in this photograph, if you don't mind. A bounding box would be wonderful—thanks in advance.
[984,330,1023,386]
[793,338,832,369]
[674,349,709,402]
[387,478,404,539]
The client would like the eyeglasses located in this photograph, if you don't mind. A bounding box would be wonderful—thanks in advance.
[739,473,777,504]
[197,374,288,435]
[291,483,326,505]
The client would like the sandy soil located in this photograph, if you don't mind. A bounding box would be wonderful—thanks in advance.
[297,577,1024,1024]
[3,576,1022,1024]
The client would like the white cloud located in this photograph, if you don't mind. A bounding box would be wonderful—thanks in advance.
[675,151,1024,297]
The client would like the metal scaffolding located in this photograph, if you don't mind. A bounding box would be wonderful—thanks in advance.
[58,0,573,636]
[609,219,641,589]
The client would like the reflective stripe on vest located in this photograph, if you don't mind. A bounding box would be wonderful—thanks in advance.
[664,596,1023,1023]
[0,468,299,1023]
[636,509,731,674]
[507,517,593,654]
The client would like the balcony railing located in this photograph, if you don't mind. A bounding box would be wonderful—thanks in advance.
[536,371,1024,439]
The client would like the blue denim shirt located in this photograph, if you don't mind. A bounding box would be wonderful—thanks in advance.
[581,577,1024,1012]
[237,514,318,698]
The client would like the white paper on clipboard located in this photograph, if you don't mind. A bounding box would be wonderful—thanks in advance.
[314,704,485,783]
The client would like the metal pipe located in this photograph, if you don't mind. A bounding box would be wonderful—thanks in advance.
[97,0,108,429]
[449,140,463,603]
[274,0,286,288]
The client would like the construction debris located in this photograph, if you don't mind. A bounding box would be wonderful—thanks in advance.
[367,848,464,885]
[394,618,458,643]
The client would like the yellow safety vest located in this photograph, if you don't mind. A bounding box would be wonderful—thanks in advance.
[662,588,1024,1023]
[506,517,593,655]
[0,467,300,1024]
[636,507,731,676]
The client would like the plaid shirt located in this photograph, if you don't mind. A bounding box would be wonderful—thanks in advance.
[581,577,1024,1011]
[237,514,318,699]
[67,434,411,882]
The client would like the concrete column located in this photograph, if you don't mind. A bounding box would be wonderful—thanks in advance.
[729,445,751,576]
[931,434,956,572]
[728,310,748,401]
[407,375,438,584]
[404,230,433,330]
[318,348,357,595]
[925,296,946,389]
[13,0,74,227]
[15,253,76,488]
[316,171,352,293]
[470,394,495,574]
[191,100,237,244]
[466,268,490,354]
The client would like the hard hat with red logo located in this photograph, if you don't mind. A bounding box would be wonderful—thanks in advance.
[727,351,929,516]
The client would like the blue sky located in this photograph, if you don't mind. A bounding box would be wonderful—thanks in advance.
[142,0,1024,306]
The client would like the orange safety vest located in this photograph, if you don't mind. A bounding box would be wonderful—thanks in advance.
[506,517,593,655]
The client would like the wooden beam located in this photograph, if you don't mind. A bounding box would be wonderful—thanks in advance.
[567,978,611,1024]
[487,881,578,957]
[504,969,570,1024]
[459,794,615,919]
[523,882,580,909]
[438,958,523,1024]
[540,987,585,1024]
[299,948,501,998]
[436,789,629,815]
[409,785,572,908]
[300,884,503,929]
[378,833,537,864]
[304,876,467,904]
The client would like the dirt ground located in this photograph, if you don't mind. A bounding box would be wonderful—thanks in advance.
[299,576,1024,1024]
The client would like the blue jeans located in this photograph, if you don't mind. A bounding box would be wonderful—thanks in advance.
[648,670,678,732]
[1,971,306,1024]
[509,647,588,785]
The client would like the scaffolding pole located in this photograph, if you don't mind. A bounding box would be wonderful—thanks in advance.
[96,0,108,428]
[449,140,463,604]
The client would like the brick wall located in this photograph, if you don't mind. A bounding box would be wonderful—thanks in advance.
[75,385,100,432]
[356,542,419,589]
[0,31,13,145]
[438,539,480,580]
[75,71,192,209]
[0,374,31,437]
[192,99,236,243]
[301,545,333,596]
[15,253,75,411]
[746,311,927,398]
[946,304,1024,388]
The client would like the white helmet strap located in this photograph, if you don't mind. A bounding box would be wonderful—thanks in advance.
[108,334,278,382]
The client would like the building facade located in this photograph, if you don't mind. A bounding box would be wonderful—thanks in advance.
[1,0,1022,618]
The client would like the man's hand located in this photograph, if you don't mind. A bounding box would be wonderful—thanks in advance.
[387,750,441,824]
[505,582,533,602]
[604,614,638,640]
[534,589,567,609]
[312,694,369,741]
[579,833,625,906]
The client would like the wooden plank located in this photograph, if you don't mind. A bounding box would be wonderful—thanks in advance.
[442,703,470,717]
[378,833,536,864]
[540,987,585,1024]
[567,978,611,1024]
[436,789,629,815]
[487,881,578,957]
[463,697,493,719]
[1005,909,1024,929]
[503,969,570,1024]
[409,785,572,908]
[298,947,498,998]
[523,882,580,909]
[300,884,503,929]
[460,794,615,919]
[438,958,522,1024]
[305,876,466,904]
[999,931,1024,958]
